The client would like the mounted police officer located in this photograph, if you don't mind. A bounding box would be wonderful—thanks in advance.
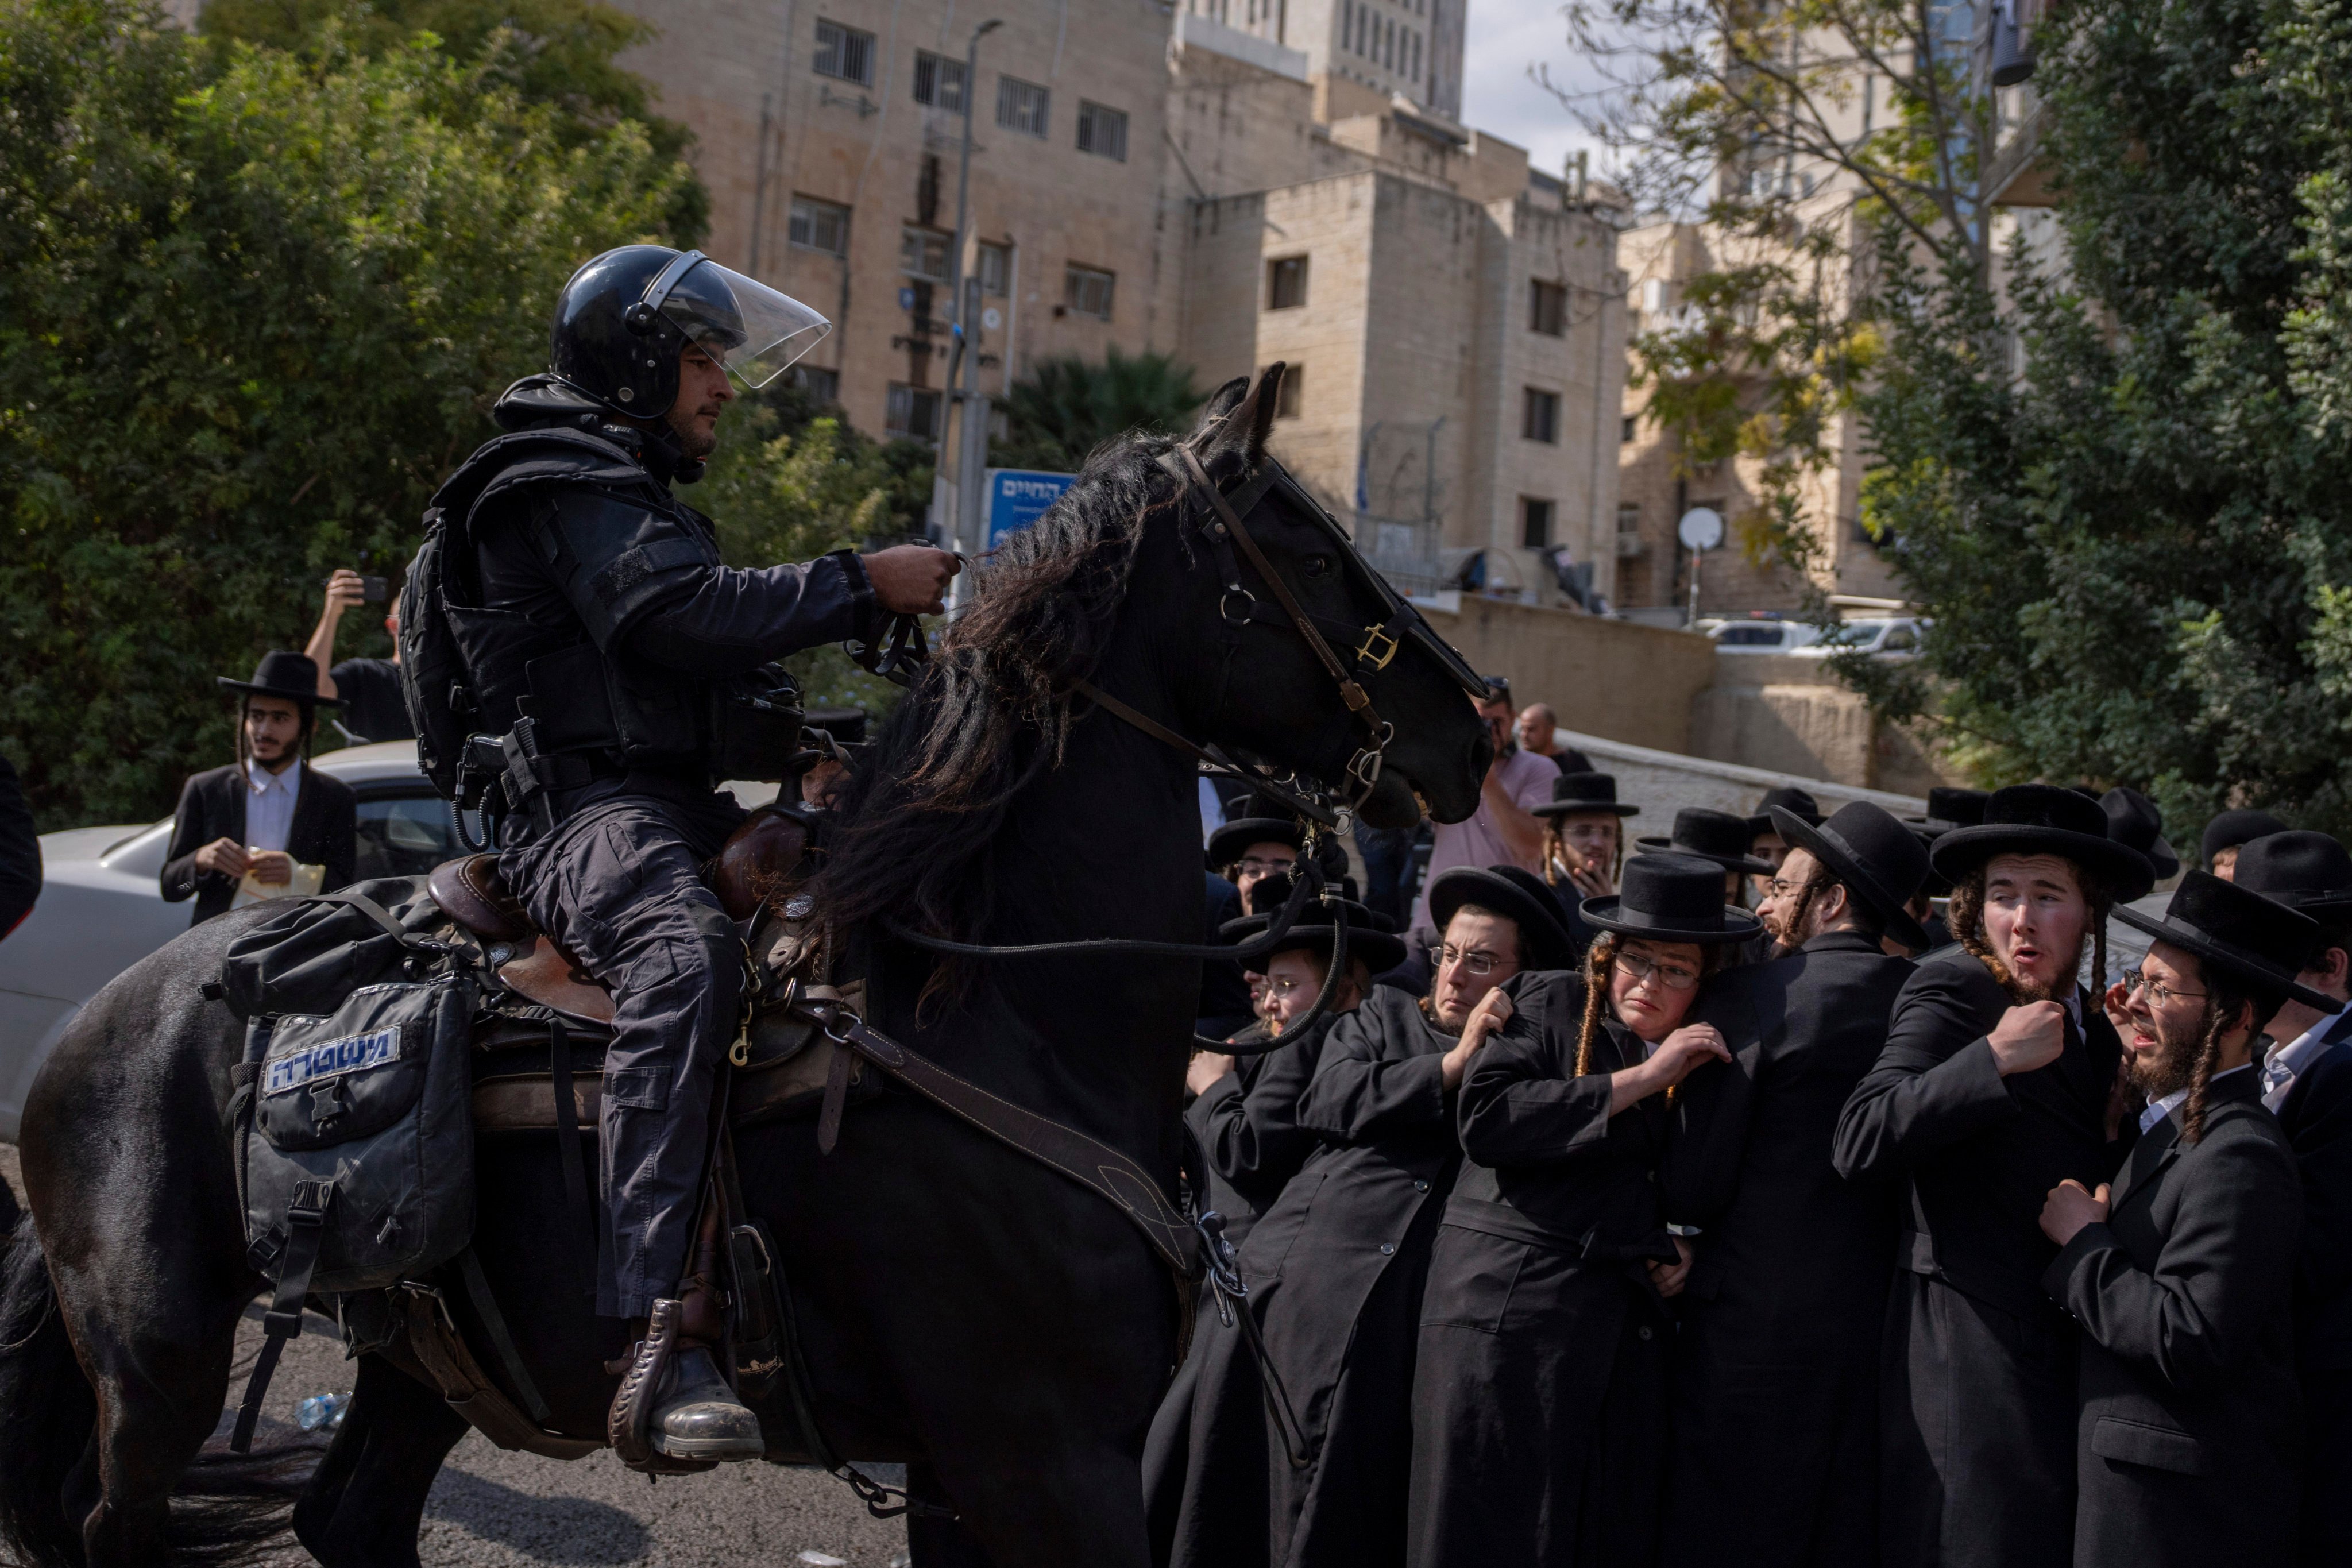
[403,246,955,1463]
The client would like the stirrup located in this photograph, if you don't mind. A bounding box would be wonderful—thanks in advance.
[607,1299,719,1474]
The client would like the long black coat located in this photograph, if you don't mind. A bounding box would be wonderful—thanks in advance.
[2043,1069,2303,1568]
[160,762,357,924]
[1408,970,1680,1568]
[1660,930,1913,1568]
[1831,947,2130,1568]
[0,754,39,939]
[1160,986,1462,1568]
[2272,1010,2352,1566]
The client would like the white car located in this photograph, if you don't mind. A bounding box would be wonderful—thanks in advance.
[1705,617,1822,654]
[1793,616,1929,658]
[0,742,466,1140]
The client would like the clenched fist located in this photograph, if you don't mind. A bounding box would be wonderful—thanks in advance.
[862,546,960,616]
[1990,1000,2067,1077]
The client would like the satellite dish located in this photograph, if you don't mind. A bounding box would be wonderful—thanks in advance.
[1677,507,1725,552]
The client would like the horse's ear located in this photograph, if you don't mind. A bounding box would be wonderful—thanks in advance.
[1195,362,1285,469]
[1198,374,1251,430]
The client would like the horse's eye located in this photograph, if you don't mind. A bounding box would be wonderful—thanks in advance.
[1303,556,1332,579]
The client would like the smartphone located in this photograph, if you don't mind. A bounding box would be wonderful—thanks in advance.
[361,576,389,603]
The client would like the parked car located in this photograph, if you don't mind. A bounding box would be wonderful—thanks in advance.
[1705,616,1822,654]
[0,742,466,1140]
[1793,616,1929,658]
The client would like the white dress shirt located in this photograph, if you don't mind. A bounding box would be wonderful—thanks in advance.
[2139,1062,2255,1135]
[2263,1006,2346,1110]
[242,757,303,853]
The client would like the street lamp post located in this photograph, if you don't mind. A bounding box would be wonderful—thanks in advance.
[944,19,1001,607]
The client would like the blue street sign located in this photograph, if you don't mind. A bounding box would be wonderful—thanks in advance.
[984,468,1076,547]
[898,287,916,311]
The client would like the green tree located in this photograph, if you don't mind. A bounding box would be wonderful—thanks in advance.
[991,346,1204,473]
[1852,0,2352,836]
[0,0,693,827]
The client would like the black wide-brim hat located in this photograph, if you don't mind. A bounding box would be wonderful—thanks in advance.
[1219,899,1407,972]
[2233,830,2352,917]
[1532,770,1639,818]
[1426,865,1578,971]
[218,650,342,708]
[1929,783,2157,902]
[2101,787,2180,882]
[2112,870,2334,1011]
[1637,807,1773,875]
[1206,816,1306,871]
[2202,808,2291,870]
[1580,851,1763,945]
[1747,786,1821,836]
[1771,802,1932,954]
[1908,786,1990,835]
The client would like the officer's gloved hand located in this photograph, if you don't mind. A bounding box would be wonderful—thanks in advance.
[862,546,959,616]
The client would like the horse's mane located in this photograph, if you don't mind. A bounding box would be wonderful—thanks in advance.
[806,430,1188,947]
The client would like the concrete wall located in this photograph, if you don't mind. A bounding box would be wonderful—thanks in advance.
[1552,727,1926,849]
[1691,654,1960,796]
[1413,594,1719,754]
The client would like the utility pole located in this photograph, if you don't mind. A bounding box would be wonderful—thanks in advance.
[944,18,1001,608]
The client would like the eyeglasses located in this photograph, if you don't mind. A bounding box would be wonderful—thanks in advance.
[1262,975,1320,997]
[1765,876,1826,899]
[1615,952,1701,991]
[1235,856,1296,877]
[2122,970,2206,1009]
[1438,945,1509,976]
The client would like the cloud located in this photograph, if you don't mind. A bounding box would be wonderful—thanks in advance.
[1460,0,1608,176]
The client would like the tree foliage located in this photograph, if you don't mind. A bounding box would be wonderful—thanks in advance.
[991,346,1205,473]
[1854,0,2352,834]
[0,0,694,827]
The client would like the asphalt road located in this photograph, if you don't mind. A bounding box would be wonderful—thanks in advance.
[1,1142,910,1567]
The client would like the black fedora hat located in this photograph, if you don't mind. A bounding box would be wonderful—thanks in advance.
[1221,896,1408,973]
[217,650,341,709]
[1908,786,1989,835]
[1580,851,1764,945]
[1207,795,1306,871]
[1532,771,1639,818]
[2102,787,2179,882]
[1426,864,1577,971]
[2202,808,2289,870]
[1770,801,1932,953]
[1747,786,1821,836]
[1929,784,2156,902]
[2113,870,2334,1011]
[1637,808,1773,875]
[2233,831,2352,917]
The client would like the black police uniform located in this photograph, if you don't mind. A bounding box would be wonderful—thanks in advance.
[436,372,876,1317]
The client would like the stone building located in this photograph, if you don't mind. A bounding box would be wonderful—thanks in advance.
[1163,23,1628,604]
[1174,0,1467,120]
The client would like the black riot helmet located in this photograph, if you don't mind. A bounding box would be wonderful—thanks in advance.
[548,245,831,418]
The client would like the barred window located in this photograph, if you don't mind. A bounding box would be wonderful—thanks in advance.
[1064,263,1115,320]
[788,195,851,257]
[900,226,951,283]
[1076,101,1129,161]
[1266,255,1308,310]
[913,50,965,111]
[997,75,1051,137]
[886,384,943,441]
[813,20,874,86]
[790,365,840,405]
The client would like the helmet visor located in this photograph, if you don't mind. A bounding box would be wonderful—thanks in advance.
[658,258,830,388]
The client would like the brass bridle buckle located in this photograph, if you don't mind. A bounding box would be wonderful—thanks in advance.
[1354,624,1400,671]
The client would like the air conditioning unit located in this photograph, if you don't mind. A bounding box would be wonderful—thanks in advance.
[1615,533,1646,559]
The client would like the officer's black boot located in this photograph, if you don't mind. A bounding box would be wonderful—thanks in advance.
[608,1210,764,1466]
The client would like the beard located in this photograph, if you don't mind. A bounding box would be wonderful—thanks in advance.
[2126,1006,2208,1101]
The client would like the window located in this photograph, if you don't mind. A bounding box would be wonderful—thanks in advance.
[1520,497,1555,549]
[1617,503,1642,536]
[1621,414,1638,443]
[1522,387,1561,444]
[900,226,951,282]
[1077,101,1129,161]
[789,364,840,404]
[1529,279,1568,337]
[789,195,851,257]
[886,383,943,441]
[1064,263,1115,320]
[978,241,1011,296]
[1276,366,1303,419]
[913,50,965,110]
[997,75,1051,137]
[354,791,464,880]
[813,20,874,86]
[1266,254,1308,310]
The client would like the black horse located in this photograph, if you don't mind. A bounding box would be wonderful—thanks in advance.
[0,366,1490,1566]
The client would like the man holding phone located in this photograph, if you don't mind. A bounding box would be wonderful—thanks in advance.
[304,566,416,744]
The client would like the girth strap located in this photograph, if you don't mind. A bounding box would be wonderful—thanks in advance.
[230,1179,333,1453]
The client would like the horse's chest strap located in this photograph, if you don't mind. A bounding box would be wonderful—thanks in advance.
[793,1001,1203,1287]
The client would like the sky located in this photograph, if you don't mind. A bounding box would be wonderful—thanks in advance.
[1459,0,1608,181]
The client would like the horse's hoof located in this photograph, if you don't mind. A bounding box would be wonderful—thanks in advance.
[648,1346,766,1463]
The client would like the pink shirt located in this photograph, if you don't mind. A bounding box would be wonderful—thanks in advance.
[1409,747,1557,932]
